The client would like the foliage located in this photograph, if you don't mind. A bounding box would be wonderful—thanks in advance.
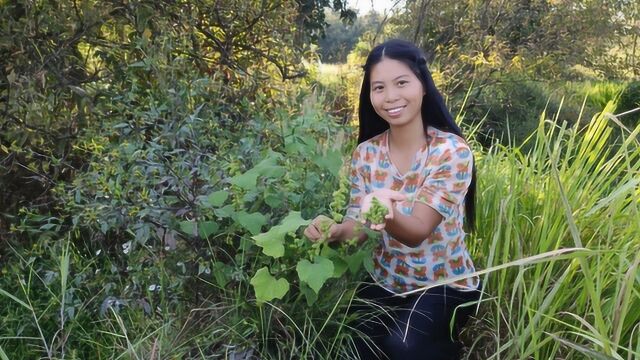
[344,0,640,145]
[295,0,356,43]
[618,80,640,126]
[0,0,370,358]
[2,1,640,359]
[466,103,640,359]
[361,197,388,224]
[581,81,626,111]
[317,9,383,63]
[395,0,638,81]
[2,78,369,358]
[4,98,639,359]
[0,0,353,235]
[464,77,591,146]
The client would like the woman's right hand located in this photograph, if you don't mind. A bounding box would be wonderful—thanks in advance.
[304,215,339,242]
[360,189,406,231]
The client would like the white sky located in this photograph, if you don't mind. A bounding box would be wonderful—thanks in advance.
[349,0,403,14]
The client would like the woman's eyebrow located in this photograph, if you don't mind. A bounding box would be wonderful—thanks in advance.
[371,74,411,85]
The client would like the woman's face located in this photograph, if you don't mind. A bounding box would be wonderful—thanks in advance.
[369,57,425,128]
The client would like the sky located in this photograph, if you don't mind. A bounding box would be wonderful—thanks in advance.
[349,0,403,14]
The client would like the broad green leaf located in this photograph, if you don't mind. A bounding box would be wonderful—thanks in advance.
[260,165,285,178]
[300,282,318,306]
[304,176,320,192]
[296,134,318,149]
[229,153,284,190]
[321,246,348,277]
[284,140,306,155]
[212,262,232,288]
[253,234,285,258]
[214,205,235,218]
[229,171,260,190]
[250,267,289,303]
[207,190,229,207]
[313,149,343,177]
[253,211,310,258]
[264,186,283,208]
[346,250,370,274]
[198,221,219,238]
[332,257,348,278]
[242,189,259,203]
[278,211,311,232]
[284,134,315,155]
[296,256,334,294]
[179,221,196,236]
[235,211,267,235]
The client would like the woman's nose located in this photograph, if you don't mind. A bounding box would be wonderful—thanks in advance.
[384,88,400,102]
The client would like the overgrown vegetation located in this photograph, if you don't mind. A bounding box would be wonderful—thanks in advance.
[1,1,639,359]
[317,0,640,145]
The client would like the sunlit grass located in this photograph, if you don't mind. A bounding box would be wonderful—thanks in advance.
[465,102,640,359]
[1,99,638,359]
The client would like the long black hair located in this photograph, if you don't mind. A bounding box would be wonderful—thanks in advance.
[357,38,477,232]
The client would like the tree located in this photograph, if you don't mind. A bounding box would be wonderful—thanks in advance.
[317,9,383,63]
[294,0,356,44]
[0,0,350,233]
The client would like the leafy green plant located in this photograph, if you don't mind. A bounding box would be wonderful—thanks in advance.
[466,103,640,359]
[362,197,388,224]
[618,81,640,127]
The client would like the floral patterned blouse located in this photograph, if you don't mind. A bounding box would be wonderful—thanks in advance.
[345,126,479,293]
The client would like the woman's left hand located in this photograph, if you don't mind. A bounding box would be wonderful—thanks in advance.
[361,189,406,231]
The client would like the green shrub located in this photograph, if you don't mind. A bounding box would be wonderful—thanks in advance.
[466,78,588,147]
[618,81,640,127]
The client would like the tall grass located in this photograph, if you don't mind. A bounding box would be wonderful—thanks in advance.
[1,101,638,359]
[466,102,640,359]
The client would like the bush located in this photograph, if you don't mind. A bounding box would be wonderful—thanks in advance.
[618,81,640,127]
[465,78,590,147]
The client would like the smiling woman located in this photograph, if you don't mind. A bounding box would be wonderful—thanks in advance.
[369,58,426,130]
[304,39,481,359]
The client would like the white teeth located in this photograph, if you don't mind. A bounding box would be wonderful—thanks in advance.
[387,106,404,114]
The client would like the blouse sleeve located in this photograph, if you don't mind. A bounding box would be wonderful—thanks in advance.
[415,142,473,219]
[344,146,367,222]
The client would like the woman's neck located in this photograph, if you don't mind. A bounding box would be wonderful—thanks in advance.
[388,119,427,153]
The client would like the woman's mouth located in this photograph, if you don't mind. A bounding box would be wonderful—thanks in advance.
[386,106,406,117]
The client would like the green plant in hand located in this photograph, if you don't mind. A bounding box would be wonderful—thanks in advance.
[311,217,335,257]
[329,172,350,222]
[362,197,388,224]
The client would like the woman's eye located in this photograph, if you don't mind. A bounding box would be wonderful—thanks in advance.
[398,80,408,86]
[372,86,383,91]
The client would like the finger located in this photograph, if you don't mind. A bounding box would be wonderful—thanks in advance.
[328,224,338,239]
[309,226,321,239]
[305,226,320,240]
[389,192,407,201]
[304,229,314,240]
[304,227,315,240]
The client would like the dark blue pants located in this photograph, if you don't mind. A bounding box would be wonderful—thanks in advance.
[351,282,481,360]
